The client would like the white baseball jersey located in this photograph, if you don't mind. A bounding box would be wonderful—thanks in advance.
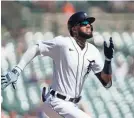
[38,36,103,98]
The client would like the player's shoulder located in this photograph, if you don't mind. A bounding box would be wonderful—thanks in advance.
[54,35,71,45]
[54,35,70,41]
[87,42,99,52]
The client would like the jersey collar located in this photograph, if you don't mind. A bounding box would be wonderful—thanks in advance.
[70,37,88,53]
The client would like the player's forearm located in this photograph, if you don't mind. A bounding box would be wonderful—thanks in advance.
[101,72,112,84]
[16,45,40,72]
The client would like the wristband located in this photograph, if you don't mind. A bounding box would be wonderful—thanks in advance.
[103,60,112,74]
[12,66,22,76]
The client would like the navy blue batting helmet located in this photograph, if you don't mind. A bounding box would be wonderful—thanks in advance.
[68,11,95,35]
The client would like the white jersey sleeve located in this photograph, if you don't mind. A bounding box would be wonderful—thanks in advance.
[37,36,61,58]
[92,49,104,74]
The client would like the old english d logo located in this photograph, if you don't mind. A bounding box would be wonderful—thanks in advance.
[84,60,95,78]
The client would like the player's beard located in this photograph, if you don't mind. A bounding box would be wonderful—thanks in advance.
[78,30,93,39]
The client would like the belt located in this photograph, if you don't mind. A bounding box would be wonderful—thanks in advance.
[50,89,81,103]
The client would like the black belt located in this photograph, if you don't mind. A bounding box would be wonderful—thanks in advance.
[50,89,81,103]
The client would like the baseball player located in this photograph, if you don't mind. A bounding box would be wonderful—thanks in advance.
[1,11,114,118]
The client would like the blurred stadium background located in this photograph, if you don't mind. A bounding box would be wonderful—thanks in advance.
[1,1,134,118]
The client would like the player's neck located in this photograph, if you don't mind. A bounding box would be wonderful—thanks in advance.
[74,37,86,50]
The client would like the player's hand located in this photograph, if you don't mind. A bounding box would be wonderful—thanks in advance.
[104,37,114,60]
[1,68,19,90]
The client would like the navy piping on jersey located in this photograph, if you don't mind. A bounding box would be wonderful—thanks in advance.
[70,37,79,98]
[79,44,88,96]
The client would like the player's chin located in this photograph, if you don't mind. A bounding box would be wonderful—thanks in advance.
[79,31,93,39]
[83,33,93,39]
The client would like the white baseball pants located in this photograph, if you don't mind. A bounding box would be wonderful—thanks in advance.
[43,94,92,118]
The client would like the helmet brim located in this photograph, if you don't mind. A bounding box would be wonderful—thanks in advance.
[86,17,95,24]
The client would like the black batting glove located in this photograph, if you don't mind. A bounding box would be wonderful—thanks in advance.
[104,37,114,60]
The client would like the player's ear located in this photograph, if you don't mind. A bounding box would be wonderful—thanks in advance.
[91,25,93,31]
[72,26,77,33]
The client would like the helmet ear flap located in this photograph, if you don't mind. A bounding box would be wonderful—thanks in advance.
[91,25,93,31]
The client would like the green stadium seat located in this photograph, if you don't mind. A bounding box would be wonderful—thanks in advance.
[111,32,124,50]
[93,32,104,47]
